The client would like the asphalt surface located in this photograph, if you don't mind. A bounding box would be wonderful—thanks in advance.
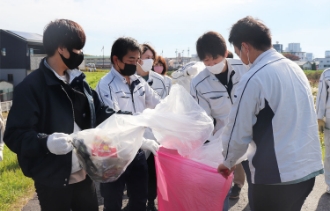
[22,175,330,211]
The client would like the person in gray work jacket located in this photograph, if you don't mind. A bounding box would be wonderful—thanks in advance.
[190,31,249,211]
[218,16,323,211]
[96,37,160,211]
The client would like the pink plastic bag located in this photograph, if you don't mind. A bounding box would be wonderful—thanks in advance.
[155,148,233,211]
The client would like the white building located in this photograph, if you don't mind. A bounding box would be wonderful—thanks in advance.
[306,53,314,62]
[325,51,330,58]
[286,43,301,52]
[317,58,330,70]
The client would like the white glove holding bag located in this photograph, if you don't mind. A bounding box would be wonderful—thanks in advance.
[141,138,160,155]
[47,133,73,155]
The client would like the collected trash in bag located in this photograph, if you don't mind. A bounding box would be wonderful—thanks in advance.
[126,84,214,157]
[171,62,205,92]
[72,84,214,182]
[72,115,145,183]
[155,147,233,211]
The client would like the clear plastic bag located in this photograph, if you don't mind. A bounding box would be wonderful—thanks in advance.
[72,115,145,183]
[128,84,214,156]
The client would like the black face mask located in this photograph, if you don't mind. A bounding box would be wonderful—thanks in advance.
[118,62,136,76]
[60,50,84,70]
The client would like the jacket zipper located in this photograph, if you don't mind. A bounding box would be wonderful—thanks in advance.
[61,86,76,124]
[227,71,235,104]
[128,84,136,113]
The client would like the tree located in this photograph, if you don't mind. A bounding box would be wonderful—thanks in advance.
[311,62,317,70]
[282,53,300,61]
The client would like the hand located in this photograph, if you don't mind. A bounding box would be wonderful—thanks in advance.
[141,138,160,155]
[217,163,235,179]
[47,133,73,155]
[318,119,325,133]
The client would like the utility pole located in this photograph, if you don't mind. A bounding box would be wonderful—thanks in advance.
[101,46,104,69]
[182,50,184,65]
[175,49,178,68]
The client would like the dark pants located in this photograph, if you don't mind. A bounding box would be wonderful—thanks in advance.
[34,176,98,211]
[147,154,157,207]
[241,160,254,211]
[252,177,315,211]
[101,151,148,211]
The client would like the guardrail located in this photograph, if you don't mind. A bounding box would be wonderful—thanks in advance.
[1,101,12,113]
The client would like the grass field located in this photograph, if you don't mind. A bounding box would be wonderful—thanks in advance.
[0,69,327,211]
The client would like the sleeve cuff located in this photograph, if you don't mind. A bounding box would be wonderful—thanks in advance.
[37,133,50,154]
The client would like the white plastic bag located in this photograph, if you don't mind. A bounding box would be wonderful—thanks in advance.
[171,62,205,92]
[129,84,214,156]
[72,115,145,183]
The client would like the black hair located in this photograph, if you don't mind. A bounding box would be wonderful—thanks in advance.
[228,16,272,51]
[110,37,141,63]
[43,19,86,56]
[196,31,227,60]
[227,51,233,58]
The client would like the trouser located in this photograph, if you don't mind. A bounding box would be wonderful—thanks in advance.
[233,163,245,188]
[251,177,315,211]
[34,176,98,211]
[324,118,330,188]
[147,153,157,206]
[241,160,254,211]
[101,150,148,211]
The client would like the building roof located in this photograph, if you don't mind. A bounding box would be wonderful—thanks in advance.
[294,61,311,66]
[4,30,43,44]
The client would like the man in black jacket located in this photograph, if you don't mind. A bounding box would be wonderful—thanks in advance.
[4,19,118,211]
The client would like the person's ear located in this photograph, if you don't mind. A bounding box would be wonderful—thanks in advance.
[224,50,228,58]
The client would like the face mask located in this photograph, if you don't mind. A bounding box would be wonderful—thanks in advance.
[118,62,136,76]
[240,46,252,70]
[141,59,154,72]
[154,66,164,74]
[59,49,84,70]
[206,59,226,74]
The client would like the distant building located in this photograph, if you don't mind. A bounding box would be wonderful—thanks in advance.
[325,51,330,58]
[286,43,301,52]
[306,53,314,62]
[0,29,46,86]
[273,43,283,53]
[84,55,111,69]
[317,58,330,70]
[293,61,312,70]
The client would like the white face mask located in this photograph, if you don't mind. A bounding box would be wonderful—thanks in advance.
[206,59,226,75]
[141,59,154,72]
[240,46,252,70]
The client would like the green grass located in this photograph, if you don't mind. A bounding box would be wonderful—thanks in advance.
[0,146,34,211]
[84,71,108,89]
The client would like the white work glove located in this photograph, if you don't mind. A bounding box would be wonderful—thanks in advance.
[141,138,160,155]
[185,65,198,77]
[47,133,74,155]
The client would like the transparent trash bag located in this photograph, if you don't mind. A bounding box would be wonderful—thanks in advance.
[155,148,233,211]
[128,84,214,157]
[72,115,145,183]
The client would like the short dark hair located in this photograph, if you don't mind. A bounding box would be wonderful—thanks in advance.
[110,37,141,63]
[227,51,233,58]
[43,19,86,56]
[153,55,168,75]
[141,43,157,60]
[228,16,272,51]
[196,31,227,60]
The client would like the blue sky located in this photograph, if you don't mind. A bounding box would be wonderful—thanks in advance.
[0,0,329,58]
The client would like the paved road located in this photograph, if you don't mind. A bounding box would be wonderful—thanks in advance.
[23,175,329,211]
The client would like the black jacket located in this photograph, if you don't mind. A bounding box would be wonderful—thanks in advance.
[4,59,115,187]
